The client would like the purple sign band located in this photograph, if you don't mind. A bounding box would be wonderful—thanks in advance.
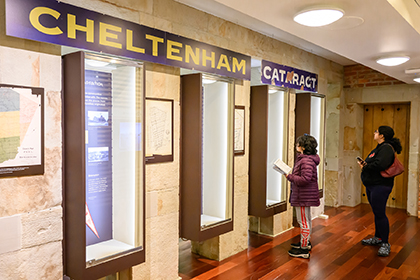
[261,60,318,92]
[5,0,251,80]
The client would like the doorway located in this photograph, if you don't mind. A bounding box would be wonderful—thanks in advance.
[361,104,410,209]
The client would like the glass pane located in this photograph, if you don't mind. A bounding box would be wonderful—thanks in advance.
[201,78,234,228]
[310,95,325,190]
[266,89,287,205]
[84,55,143,264]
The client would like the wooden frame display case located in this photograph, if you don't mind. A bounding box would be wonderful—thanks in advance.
[180,73,235,241]
[63,51,145,280]
[0,84,44,177]
[295,92,326,196]
[249,85,289,218]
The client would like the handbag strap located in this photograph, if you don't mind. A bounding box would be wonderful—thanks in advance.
[383,143,396,154]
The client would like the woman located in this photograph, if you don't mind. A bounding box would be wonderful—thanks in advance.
[358,125,402,257]
[285,134,320,259]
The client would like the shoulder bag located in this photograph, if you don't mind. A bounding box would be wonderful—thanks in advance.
[380,144,404,178]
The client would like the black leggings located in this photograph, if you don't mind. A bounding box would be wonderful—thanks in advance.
[365,185,393,243]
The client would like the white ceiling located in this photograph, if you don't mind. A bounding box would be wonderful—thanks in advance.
[175,0,420,84]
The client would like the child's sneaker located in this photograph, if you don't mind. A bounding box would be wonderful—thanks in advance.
[288,247,310,259]
[377,243,391,257]
[290,241,312,250]
[361,237,382,246]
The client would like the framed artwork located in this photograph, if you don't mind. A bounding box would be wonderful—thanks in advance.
[145,98,174,164]
[234,105,245,155]
[0,84,44,177]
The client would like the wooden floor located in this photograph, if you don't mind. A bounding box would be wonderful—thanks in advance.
[179,204,420,280]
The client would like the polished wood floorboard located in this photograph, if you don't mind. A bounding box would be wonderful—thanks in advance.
[179,204,420,280]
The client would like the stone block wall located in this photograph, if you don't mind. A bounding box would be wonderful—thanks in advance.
[132,63,181,280]
[0,46,62,279]
[344,84,420,216]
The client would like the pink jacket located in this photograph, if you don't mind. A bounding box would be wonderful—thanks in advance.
[287,153,320,207]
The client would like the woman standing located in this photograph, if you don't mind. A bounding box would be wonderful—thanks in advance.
[358,125,402,257]
[285,134,320,259]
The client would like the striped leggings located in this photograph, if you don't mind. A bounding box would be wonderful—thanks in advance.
[295,206,312,248]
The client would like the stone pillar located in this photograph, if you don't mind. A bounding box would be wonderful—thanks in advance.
[0,46,63,279]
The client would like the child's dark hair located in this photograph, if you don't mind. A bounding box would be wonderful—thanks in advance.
[296,134,318,155]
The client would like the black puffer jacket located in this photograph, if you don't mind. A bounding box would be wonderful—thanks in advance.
[361,142,395,187]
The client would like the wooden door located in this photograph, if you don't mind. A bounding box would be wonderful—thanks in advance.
[361,104,410,209]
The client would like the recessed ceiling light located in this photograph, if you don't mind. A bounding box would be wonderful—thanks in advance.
[405,68,420,74]
[414,77,420,83]
[294,8,344,27]
[376,56,410,66]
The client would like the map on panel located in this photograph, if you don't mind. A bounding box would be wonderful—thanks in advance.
[0,87,42,173]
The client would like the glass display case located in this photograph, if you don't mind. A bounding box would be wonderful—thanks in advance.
[180,73,234,241]
[249,85,289,217]
[310,94,326,191]
[295,92,325,193]
[63,51,145,280]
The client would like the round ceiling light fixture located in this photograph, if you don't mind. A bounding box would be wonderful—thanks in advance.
[376,56,410,66]
[293,8,344,27]
[414,77,420,83]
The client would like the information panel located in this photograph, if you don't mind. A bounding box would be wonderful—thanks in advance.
[85,70,113,246]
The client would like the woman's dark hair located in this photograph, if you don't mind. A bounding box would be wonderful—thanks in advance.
[296,134,318,155]
[378,125,402,154]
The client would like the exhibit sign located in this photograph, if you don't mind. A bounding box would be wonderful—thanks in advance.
[5,0,251,80]
[234,105,245,155]
[145,98,174,164]
[261,60,318,92]
[0,85,44,177]
[85,70,113,246]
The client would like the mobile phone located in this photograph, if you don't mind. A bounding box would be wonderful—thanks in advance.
[356,156,366,166]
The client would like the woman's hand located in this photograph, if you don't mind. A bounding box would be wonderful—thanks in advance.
[358,161,366,169]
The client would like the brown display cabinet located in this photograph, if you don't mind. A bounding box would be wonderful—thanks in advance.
[295,92,326,196]
[180,73,235,242]
[63,51,145,280]
[249,85,289,218]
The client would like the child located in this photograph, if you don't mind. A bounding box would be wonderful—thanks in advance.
[285,134,320,259]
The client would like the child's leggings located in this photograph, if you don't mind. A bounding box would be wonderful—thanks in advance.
[295,206,312,248]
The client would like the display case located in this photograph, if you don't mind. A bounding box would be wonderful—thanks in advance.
[249,85,289,217]
[63,51,145,280]
[295,92,326,193]
[180,73,234,241]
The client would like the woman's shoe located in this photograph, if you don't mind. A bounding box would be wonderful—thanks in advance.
[377,243,391,257]
[361,237,382,246]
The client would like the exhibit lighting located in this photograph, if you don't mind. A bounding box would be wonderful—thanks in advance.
[203,78,217,84]
[86,59,109,67]
[268,89,278,94]
[414,77,420,83]
[376,56,410,66]
[293,8,344,27]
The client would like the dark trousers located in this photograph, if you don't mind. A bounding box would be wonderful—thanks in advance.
[365,185,393,243]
